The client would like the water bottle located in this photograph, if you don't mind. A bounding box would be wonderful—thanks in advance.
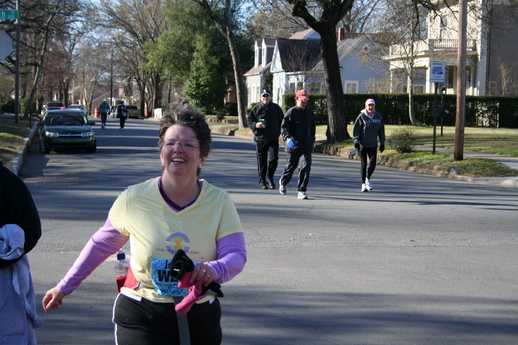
[114,249,129,293]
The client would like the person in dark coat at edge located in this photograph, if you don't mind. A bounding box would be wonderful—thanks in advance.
[247,89,284,189]
[0,160,43,344]
[278,90,316,200]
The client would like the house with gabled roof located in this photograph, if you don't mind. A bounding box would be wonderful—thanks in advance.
[244,38,276,107]
[244,29,390,108]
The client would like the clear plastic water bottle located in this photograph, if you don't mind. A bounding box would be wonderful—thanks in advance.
[114,249,129,293]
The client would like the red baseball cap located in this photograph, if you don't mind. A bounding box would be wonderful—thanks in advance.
[295,90,309,100]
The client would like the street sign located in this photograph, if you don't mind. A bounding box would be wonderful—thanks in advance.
[430,61,446,83]
[0,9,19,20]
[0,30,13,61]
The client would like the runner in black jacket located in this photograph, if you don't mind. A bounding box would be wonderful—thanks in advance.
[247,89,284,189]
[279,90,316,200]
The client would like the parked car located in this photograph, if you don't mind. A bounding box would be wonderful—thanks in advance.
[41,101,65,115]
[110,104,140,118]
[126,105,140,118]
[67,104,89,116]
[38,109,97,154]
[108,105,118,118]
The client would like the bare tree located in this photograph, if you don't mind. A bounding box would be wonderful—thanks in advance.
[373,0,434,125]
[249,0,308,38]
[490,59,518,96]
[23,0,82,116]
[285,0,354,143]
[277,38,322,92]
[97,0,168,115]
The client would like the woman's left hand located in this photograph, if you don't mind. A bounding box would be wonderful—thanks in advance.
[191,262,215,287]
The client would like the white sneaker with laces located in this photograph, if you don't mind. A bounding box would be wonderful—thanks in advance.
[361,184,368,192]
[297,191,308,199]
[365,179,373,190]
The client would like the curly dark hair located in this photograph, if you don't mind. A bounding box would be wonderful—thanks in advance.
[158,105,212,174]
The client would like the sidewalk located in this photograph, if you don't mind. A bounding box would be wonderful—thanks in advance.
[209,125,518,189]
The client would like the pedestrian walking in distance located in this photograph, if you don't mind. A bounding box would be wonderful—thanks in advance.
[99,100,110,129]
[247,89,284,190]
[352,98,386,192]
[278,90,316,200]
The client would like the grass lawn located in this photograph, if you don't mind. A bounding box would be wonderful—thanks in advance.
[0,116,34,170]
[314,124,518,177]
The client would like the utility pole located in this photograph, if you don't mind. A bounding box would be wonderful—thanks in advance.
[454,0,467,161]
[110,51,113,105]
[14,0,20,124]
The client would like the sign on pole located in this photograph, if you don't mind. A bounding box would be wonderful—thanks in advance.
[430,61,446,84]
[0,30,13,61]
[0,9,19,20]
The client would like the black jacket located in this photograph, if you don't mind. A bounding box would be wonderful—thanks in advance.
[281,106,316,153]
[247,102,284,141]
[0,162,41,269]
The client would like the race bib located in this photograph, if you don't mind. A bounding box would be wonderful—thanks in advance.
[151,258,189,297]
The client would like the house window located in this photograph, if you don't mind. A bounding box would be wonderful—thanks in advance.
[266,47,274,64]
[344,81,358,93]
[402,85,425,93]
[439,16,447,40]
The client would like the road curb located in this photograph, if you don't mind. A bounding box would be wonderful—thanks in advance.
[11,122,38,176]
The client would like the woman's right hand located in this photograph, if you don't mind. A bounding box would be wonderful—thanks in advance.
[42,286,66,312]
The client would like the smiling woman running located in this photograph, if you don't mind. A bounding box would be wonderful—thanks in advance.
[42,105,247,345]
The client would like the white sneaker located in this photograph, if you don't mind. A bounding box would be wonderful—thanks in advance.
[365,179,373,190]
[361,184,368,192]
[297,191,308,199]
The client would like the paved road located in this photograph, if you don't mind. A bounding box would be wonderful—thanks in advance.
[21,118,518,345]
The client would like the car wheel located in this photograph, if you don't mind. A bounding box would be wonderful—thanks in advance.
[39,138,51,154]
[86,141,97,153]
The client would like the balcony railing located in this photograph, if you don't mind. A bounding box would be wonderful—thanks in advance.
[389,39,477,56]
[429,39,477,51]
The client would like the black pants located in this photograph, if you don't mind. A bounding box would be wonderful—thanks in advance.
[100,112,107,126]
[279,151,312,192]
[120,115,126,128]
[359,146,377,182]
[255,139,279,183]
[113,294,222,345]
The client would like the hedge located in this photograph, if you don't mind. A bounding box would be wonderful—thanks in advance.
[282,93,518,128]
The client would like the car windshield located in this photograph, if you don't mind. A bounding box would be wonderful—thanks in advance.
[46,113,87,126]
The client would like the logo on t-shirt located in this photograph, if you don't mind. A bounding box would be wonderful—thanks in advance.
[166,232,190,255]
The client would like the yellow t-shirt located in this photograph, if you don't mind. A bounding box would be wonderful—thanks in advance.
[109,177,243,303]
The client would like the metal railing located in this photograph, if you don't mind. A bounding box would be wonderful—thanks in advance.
[389,39,477,56]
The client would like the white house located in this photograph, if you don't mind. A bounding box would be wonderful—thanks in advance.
[383,0,518,96]
[244,38,276,107]
[245,29,390,107]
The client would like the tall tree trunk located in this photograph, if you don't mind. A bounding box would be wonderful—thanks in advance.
[225,32,246,129]
[192,0,247,129]
[320,30,349,143]
[25,27,51,117]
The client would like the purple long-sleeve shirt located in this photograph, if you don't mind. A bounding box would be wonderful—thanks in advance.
[57,218,246,295]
